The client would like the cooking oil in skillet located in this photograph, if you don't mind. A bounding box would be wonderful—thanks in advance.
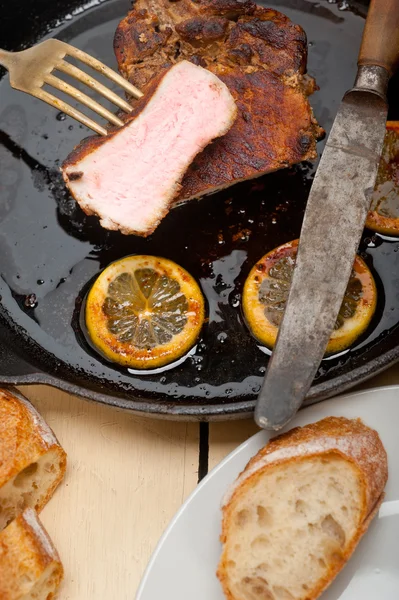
[0,0,399,403]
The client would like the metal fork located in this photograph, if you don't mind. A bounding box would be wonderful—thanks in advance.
[0,38,143,136]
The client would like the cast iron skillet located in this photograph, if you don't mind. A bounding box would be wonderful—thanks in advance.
[0,0,398,420]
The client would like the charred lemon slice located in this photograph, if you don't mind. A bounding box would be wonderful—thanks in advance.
[366,121,399,235]
[86,255,205,369]
[243,239,377,355]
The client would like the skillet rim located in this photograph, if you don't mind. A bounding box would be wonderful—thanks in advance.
[0,333,397,420]
[1,0,394,421]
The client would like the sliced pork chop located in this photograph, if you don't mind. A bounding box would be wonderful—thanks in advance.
[62,60,237,236]
[114,0,324,204]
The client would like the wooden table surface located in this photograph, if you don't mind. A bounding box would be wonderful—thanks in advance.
[19,366,399,599]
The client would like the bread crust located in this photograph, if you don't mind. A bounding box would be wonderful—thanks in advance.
[0,508,63,600]
[0,388,67,512]
[218,417,388,600]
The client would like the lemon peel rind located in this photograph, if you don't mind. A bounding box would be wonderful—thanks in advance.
[243,241,377,356]
[85,255,205,369]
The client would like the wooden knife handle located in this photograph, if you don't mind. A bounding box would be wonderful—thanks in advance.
[359,0,399,74]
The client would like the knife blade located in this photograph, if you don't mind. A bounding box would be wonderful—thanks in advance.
[255,0,399,431]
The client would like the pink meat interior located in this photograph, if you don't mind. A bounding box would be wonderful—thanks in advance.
[63,60,237,235]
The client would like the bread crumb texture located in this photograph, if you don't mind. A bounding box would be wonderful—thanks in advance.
[0,389,67,531]
[218,417,388,600]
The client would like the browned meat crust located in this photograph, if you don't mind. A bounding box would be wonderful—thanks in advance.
[114,0,323,203]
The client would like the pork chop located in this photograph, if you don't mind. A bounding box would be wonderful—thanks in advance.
[62,61,237,236]
[114,0,323,204]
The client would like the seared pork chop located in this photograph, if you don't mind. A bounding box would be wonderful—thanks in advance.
[114,0,323,204]
[62,61,237,236]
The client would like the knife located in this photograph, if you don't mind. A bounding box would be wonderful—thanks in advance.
[255,0,399,431]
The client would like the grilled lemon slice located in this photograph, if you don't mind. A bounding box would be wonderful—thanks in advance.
[86,255,205,369]
[366,121,399,235]
[243,239,377,355]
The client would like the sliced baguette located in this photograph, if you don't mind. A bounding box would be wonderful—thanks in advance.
[0,507,63,599]
[218,417,388,600]
[0,389,67,531]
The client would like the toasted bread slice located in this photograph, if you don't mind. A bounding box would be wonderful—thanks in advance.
[218,417,388,600]
[0,389,67,531]
[0,507,63,599]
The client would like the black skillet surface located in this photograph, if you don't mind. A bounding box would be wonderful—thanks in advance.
[0,0,398,420]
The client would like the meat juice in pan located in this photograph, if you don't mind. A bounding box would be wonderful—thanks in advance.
[0,0,399,403]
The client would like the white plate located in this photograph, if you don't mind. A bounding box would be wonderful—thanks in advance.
[137,386,399,599]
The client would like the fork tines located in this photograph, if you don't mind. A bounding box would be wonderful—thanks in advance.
[41,39,143,135]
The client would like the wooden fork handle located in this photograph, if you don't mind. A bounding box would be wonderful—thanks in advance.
[359,0,399,74]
